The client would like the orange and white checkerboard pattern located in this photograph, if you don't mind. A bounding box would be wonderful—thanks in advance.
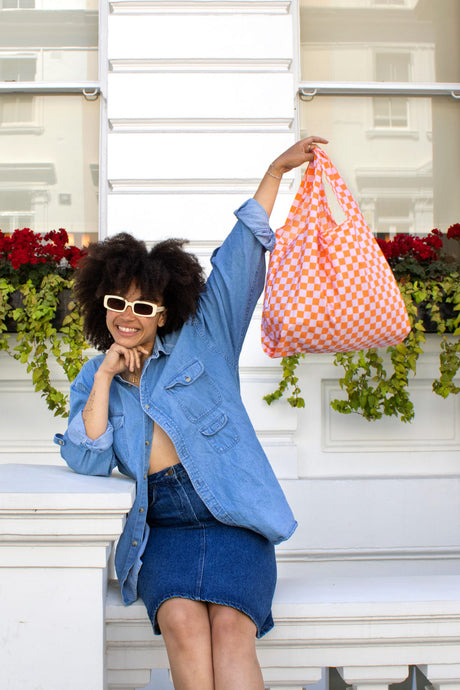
[261,147,411,358]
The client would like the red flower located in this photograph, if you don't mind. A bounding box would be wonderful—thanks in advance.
[447,223,460,240]
[65,245,85,269]
[424,230,443,250]
[0,227,85,287]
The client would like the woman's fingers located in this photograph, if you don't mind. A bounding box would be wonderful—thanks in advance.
[272,136,329,174]
[99,343,151,378]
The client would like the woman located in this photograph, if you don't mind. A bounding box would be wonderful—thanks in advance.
[55,136,328,690]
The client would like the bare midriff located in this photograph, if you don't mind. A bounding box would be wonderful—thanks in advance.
[148,422,181,474]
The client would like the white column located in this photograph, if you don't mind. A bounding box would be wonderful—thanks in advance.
[261,664,323,689]
[265,686,306,690]
[337,666,410,690]
[0,464,135,690]
[427,665,460,690]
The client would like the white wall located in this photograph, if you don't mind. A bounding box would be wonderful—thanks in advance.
[1,0,459,586]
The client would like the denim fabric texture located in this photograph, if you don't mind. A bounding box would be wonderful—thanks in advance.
[137,463,276,638]
[54,199,297,606]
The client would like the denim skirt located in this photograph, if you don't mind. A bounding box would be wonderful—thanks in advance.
[137,463,277,638]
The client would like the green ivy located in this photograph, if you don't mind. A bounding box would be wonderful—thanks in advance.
[0,278,15,352]
[264,353,306,408]
[265,275,460,422]
[1,275,89,417]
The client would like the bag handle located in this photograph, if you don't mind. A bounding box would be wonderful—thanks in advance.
[278,147,364,243]
[310,147,364,226]
[279,156,328,242]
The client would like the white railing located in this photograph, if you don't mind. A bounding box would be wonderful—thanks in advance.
[1,464,460,690]
[0,464,135,690]
[106,565,460,690]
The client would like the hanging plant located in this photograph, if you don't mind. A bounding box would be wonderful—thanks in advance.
[264,225,460,422]
[0,228,89,417]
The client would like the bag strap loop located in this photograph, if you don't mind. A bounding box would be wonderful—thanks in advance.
[277,147,365,243]
[311,148,364,225]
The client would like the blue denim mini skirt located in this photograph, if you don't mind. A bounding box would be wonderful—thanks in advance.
[137,463,277,638]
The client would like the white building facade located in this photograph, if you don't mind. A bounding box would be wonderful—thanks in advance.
[1,1,460,689]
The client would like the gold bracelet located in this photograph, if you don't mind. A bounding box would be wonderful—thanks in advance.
[266,164,282,180]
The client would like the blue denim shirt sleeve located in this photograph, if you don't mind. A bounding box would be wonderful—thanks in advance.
[53,360,118,477]
[235,198,275,252]
[197,198,275,362]
[66,410,114,449]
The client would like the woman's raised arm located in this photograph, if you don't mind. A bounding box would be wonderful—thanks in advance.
[253,135,328,218]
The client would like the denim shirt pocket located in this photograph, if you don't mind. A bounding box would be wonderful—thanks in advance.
[164,359,222,422]
[199,413,239,454]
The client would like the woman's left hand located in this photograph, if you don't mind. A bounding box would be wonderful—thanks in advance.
[254,135,329,217]
[270,135,329,176]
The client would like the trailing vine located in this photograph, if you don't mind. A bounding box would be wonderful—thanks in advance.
[0,278,15,352]
[1,275,89,417]
[263,353,306,408]
[264,274,460,423]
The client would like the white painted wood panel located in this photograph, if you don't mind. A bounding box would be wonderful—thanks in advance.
[0,347,68,463]
[291,336,460,478]
[109,1,292,15]
[106,189,296,242]
[279,475,460,556]
[107,132,295,179]
[107,73,295,123]
[108,14,293,61]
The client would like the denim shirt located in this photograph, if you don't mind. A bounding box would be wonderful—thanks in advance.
[54,199,297,606]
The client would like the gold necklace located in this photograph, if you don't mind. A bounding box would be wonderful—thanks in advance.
[122,371,141,385]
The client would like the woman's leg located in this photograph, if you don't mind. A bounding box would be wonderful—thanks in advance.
[208,603,265,690]
[157,598,214,690]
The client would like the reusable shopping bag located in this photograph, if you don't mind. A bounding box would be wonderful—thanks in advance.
[261,147,411,357]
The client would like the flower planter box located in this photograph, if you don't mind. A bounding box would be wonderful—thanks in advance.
[4,287,73,333]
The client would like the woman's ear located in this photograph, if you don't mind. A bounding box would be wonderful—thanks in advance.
[158,309,167,328]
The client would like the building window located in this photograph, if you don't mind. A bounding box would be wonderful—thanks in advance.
[0,1,35,8]
[0,56,37,127]
[0,2,99,246]
[373,97,408,128]
[373,52,410,128]
[0,55,36,82]
[373,0,405,6]
[299,0,460,236]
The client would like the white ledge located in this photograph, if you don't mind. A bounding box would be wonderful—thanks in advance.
[0,463,135,513]
[0,464,136,690]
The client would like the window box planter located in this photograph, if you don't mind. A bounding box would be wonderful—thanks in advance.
[265,226,460,423]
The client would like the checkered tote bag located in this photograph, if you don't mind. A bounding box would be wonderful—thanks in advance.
[261,147,411,357]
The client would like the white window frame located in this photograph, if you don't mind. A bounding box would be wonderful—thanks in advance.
[0,1,107,237]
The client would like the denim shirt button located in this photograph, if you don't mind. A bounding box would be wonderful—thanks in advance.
[145,440,150,446]
[132,541,138,547]
[139,507,144,513]
[144,473,147,480]
[145,404,150,410]
[185,376,191,383]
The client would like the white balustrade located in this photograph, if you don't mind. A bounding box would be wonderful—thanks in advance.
[0,464,135,690]
[1,463,460,690]
[106,560,460,690]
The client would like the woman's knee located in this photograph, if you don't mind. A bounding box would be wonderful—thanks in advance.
[208,604,257,650]
[157,598,210,645]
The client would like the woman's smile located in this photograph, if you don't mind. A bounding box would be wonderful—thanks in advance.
[117,324,140,335]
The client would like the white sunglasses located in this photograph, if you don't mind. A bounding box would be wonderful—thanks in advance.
[103,295,165,318]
